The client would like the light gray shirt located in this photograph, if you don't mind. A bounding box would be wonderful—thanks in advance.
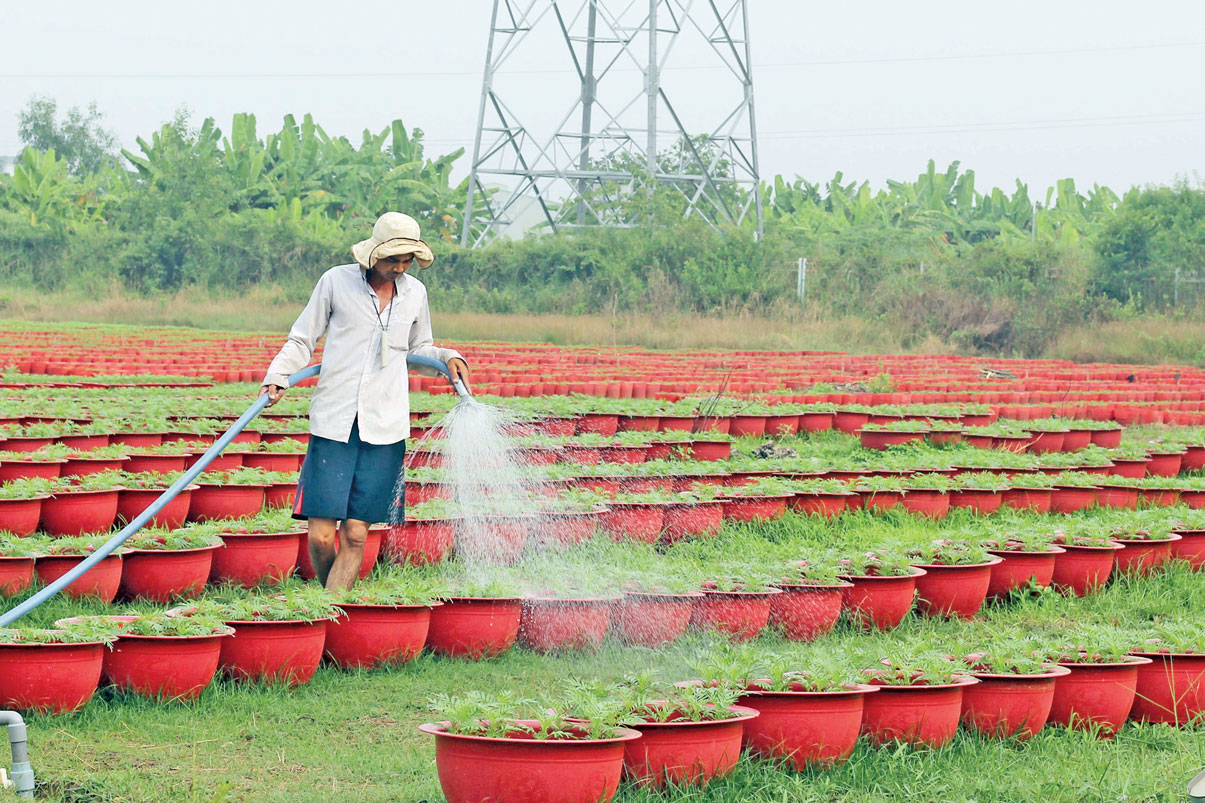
[262,264,464,445]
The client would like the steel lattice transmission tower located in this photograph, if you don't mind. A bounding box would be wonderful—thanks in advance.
[460,0,761,247]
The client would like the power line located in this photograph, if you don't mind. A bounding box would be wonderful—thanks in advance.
[3,40,1202,80]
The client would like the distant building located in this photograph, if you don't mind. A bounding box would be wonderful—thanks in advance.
[0,155,13,175]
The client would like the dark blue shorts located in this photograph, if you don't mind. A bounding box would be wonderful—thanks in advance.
[292,419,405,524]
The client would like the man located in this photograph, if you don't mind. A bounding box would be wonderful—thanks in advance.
[260,212,468,591]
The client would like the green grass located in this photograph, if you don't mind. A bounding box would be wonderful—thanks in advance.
[1,383,1202,801]
[12,528,1203,803]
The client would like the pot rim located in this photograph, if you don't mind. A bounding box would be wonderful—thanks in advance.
[418,720,643,744]
[698,587,784,597]
[772,581,854,590]
[124,543,223,555]
[838,566,927,580]
[1127,651,1205,659]
[621,590,706,600]
[335,601,444,610]
[523,595,623,605]
[969,666,1073,680]
[1056,541,1124,551]
[1110,534,1183,544]
[740,682,880,697]
[986,546,1067,556]
[627,704,761,727]
[907,558,1005,570]
[864,676,980,690]
[438,596,525,603]
[1056,656,1154,668]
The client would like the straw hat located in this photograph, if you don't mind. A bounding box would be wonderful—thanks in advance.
[351,212,434,270]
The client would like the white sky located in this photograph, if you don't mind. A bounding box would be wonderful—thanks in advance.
[2,0,1203,194]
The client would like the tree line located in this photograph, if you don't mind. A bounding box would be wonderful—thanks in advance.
[1,98,1202,355]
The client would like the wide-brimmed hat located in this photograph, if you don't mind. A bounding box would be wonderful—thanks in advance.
[351,212,434,270]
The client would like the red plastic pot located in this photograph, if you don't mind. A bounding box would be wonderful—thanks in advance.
[60,456,126,477]
[798,411,834,432]
[454,516,529,564]
[0,641,105,713]
[1049,485,1097,514]
[860,678,979,747]
[599,503,665,544]
[1001,487,1052,513]
[729,415,767,437]
[860,489,904,513]
[324,603,438,669]
[1094,485,1139,509]
[1048,658,1152,736]
[383,519,456,566]
[219,619,328,685]
[116,485,195,529]
[947,489,1003,515]
[0,556,34,596]
[1025,430,1067,454]
[1052,542,1122,596]
[910,559,1002,619]
[519,597,617,652]
[1171,529,1205,569]
[35,554,123,602]
[240,452,304,472]
[1128,651,1205,725]
[40,489,119,536]
[426,597,523,659]
[105,631,231,700]
[859,430,925,450]
[119,545,219,602]
[1145,451,1184,477]
[660,502,722,544]
[768,583,850,641]
[622,707,758,789]
[960,666,1072,739]
[578,413,620,436]
[1112,534,1181,576]
[187,484,266,522]
[418,720,640,803]
[838,568,925,630]
[210,532,299,586]
[612,591,700,648]
[833,411,869,434]
[737,684,878,768]
[899,489,950,519]
[538,510,600,546]
[986,547,1065,598]
[0,459,62,482]
[690,588,780,642]
[719,494,789,523]
[790,491,853,518]
[122,454,187,474]
[687,441,732,461]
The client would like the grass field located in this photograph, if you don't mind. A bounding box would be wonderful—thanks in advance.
[15,519,1202,803]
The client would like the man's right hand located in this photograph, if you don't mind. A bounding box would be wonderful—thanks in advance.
[260,384,285,406]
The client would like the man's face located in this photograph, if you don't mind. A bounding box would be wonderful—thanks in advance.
[373,253,415,281]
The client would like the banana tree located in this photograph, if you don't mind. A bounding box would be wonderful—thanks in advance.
[0,147,81,225]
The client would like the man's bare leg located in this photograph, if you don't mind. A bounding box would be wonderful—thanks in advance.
[307,517,339,586]
[325,518,369,591]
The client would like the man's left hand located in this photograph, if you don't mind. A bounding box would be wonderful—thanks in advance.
[447,358,471,394]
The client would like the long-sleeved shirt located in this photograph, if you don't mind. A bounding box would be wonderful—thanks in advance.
[262,263,464,445]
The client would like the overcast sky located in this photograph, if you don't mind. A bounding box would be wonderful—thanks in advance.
[2,0,1203,195]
